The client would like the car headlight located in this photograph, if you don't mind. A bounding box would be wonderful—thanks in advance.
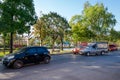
[7,56,14,59]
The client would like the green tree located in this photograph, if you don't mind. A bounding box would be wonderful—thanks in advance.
[69,15,95,44]
[70,2,116,44]
[33,18,47,46]
[41,12,70,51]
[0,0,36,53]
[83,3,116,41]
[57,17,70,50]
[109,28,120,42]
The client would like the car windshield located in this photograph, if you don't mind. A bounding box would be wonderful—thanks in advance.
[14,47,27,54]
[86,46,91,49]
[86,44,94,49]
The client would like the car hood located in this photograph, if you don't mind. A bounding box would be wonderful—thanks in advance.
[5,52,20,57]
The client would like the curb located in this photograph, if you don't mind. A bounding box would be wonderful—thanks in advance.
[50,51,72,55]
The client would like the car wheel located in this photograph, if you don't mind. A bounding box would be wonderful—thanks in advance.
[13,60,23,69]
[95,53,98,56]
[101,51,105,55]
[86,52,90,56]
[44,57,50,64]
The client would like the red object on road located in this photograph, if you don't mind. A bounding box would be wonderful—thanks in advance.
[109,44,118,51]
[72,47,80,54]
[72,42,88,54]
[72,46,86,54]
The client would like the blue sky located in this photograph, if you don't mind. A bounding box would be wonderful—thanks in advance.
[33,0,120,31]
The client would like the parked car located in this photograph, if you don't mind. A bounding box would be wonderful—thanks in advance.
[80,42,108,56]
[72,42,88,54]
[72,46,86,54]
[2,46,51,69]
[109,44,118,51]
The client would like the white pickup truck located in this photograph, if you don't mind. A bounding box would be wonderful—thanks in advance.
[80,42,108,56]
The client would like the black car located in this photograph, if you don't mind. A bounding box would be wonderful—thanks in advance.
[2,46,51,69]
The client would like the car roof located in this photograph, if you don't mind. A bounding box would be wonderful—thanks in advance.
[23,46,47,49]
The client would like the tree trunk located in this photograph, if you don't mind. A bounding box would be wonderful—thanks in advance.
[39,40,41,46]
[39,38,43,46]
[51,40,55,53]
[10,32,13,53]
[51,34,58,53]
[27,33,30,46]
[3,37,5,54]
[60,38,63,51]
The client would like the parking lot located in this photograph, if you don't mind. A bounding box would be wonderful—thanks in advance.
[0,51,120,80]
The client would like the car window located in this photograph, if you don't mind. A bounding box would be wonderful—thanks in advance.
[14,47,27,54]
[86,46,90,49]
[37,47,48,54]
[26,48,37,55]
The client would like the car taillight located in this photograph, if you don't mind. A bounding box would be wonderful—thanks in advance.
[73,48,75,51]
[76,48,79,50]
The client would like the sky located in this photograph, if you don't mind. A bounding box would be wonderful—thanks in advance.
[33,0,120,31]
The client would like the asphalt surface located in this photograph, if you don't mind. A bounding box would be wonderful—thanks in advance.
[0,51,120,80]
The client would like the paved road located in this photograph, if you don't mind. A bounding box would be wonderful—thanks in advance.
[0,51,120,80]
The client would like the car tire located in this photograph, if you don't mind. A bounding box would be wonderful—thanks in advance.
[86,52,90,56]
[44,57,50,64]
[13,60,23,69]
[101,51,105,55]
[95,53,98,56]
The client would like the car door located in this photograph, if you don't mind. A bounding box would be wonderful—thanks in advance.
[25,48,37,63]
[37,47,45,61]
[90,47,95,54]
[90,44,97,54]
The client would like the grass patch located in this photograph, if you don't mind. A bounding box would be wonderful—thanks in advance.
[0,52,9,58]
[50,50,72,54]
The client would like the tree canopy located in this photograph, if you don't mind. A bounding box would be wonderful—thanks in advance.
[69,2,117,43]
[83,3,116,40]
[0,0,36,53]
[33,17,47,46]
[37,12,70,51]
